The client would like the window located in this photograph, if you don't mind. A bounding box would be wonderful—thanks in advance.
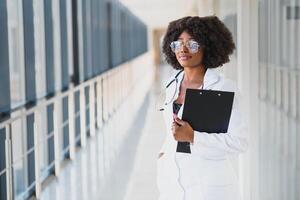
[7,0,26,110]
[0,0,10,117]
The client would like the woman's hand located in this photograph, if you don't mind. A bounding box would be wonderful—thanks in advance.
[171,115,194,143]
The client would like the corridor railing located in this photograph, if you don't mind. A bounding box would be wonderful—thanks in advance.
[0,52,153,200]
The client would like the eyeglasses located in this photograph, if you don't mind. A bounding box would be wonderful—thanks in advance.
[170,40,200,54]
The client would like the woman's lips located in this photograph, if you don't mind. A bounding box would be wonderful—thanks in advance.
[179,55,192,61]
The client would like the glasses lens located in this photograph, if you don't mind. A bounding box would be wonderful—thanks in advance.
[187,40,199,53]
[170,41,182,53]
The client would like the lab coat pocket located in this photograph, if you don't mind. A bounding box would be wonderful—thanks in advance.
[201,159,238,186]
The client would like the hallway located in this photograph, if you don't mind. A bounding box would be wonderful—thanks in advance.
[1,0,299,200]
[37,65,172,200]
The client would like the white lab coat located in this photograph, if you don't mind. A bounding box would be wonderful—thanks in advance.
[156,68,248,200]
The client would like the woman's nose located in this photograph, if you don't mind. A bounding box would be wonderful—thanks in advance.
[180,44,189,53]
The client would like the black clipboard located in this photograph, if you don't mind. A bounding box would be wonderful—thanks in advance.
[182,88,234,134]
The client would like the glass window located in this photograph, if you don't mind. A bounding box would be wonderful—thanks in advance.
[61,97,70,158]
[74,91,81,145]
[38,107,49,181]
[85,87,90,136]
[33,0,47,98]
[44,0,55,95]
[11,118,28,199]
[47,104,55,168]
[0,128,6,200]
[23,0,36,104]
[7,0,26,109]
[60,0,70,90]
[0,0,10,117]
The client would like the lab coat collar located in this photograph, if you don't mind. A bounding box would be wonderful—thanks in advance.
[201,67,221,89]
[175,67,220,90]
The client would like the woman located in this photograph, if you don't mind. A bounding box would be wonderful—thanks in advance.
[156,15,248,200]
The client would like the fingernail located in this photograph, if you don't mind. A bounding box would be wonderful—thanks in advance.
[173,114,176,119]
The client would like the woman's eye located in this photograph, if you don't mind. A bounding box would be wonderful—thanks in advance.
[176,41,183,46]
[189,41,198,47]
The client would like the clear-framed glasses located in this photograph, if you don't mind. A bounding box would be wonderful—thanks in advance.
[170,40,200,54]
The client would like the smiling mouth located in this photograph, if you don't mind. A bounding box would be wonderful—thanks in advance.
[179,55,192,61]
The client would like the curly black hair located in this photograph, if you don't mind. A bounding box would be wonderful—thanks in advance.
[162,15,236,70]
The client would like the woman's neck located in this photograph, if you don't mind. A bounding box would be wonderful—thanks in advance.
[183,66,206,84]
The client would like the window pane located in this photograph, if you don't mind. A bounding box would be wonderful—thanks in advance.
[7,0,26,109]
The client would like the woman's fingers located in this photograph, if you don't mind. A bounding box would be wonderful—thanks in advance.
[174,117,185,126]
[171,121,180,136]
[171,120,192,142]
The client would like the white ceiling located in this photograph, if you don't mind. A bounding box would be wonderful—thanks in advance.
[119,0,199,29]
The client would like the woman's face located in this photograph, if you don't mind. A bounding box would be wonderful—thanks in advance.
[173,31,204,68]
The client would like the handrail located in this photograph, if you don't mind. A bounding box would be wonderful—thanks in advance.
[0,51,152,200]
[0,62,127,130]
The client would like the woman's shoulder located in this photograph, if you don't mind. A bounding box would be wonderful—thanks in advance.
[218,75,240,93]
[218,76,243,106]
[163,70,183,88]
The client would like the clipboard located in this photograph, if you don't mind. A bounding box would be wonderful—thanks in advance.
[182,88,234,134]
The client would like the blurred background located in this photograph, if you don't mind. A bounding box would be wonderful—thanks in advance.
[0,0,299,199]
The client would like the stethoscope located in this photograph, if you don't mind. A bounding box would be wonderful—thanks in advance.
[158,69,184,111]
[158,68,208,111]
